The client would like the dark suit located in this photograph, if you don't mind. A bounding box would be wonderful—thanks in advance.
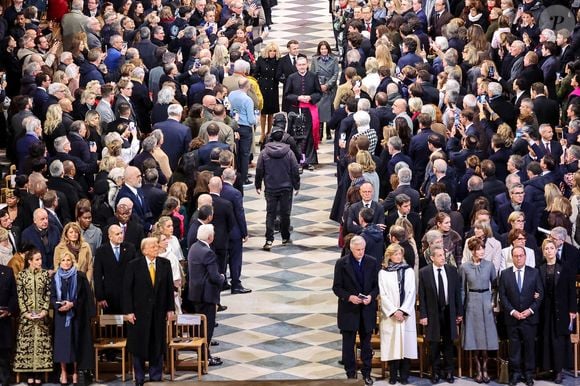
[332,253,379,379]
[123,257,175,383]
[187,240,224,355]
[186,218,203,248]
[489,147,512,182]
[32,87,49,119]
[513,91,530,110]
[418,264,462,376]
[538,140,563,165]
[409,128,444,189]
[47,176,86,220]
[210,193,235,276]
[153,119,192,170]
[558,242,580,275]
[134,39,159,70]
[489,96,517,129]
[104,218,145,250]
[0,264,17,386]
[93,241,138,314]
[115,184,153,231]
[220,182,247,290]
[498,265,543,380]
[385,211,422,248]
[141,183,167,222]
[383,184,421,213]
[20,224,60,270]
[496,201,536,234]
[345,201,385,235]
[131,80,153,133]
[533,96,560,127]
[429,10,453,38]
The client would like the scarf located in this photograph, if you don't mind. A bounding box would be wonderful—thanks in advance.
[67,242,81,257]
[54,266,78,327]
[468,12,483,23]
[385,261,410,305]
[299,102,320,150]
[320,55,330,63]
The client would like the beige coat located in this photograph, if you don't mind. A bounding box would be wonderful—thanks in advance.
[54,242,93,283]
[379,268,418,361]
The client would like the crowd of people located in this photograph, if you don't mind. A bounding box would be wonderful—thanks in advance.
[0,0,576,384]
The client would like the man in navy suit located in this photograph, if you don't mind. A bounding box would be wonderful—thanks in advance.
[409,114,444,190]
[32,72,50,119]
[499,246,543,386]
[412,0,428,31]
[152,104,192,170]
[397,37,423,69]
[384,167,421,213]
[386,136,413,178]
[220,168,251,294]
[496,183,536,234]
[20,208,60,270]
[532,84,560,127]
[115,166,153,232]
[187,224,225,367]
[93,225,138,314]
[536,124,563,165]
[333,236,379,386]
[345,182,385,235]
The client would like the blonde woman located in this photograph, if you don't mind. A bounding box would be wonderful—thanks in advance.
[570,171,580,245]
[375,43,395,73]
[356,151,379,201]
[44,104,66,155]
[153,222,184,313]
[379,243,417,385]
[53,222,93,283]
[362,57,380,98]
[255,42,281,144]
[462,220,502,273]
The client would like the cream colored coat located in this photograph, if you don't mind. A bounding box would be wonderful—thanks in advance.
[379,268,418,361]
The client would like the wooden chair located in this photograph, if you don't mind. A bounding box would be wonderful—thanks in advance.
[93,314,129,382]
[167,313,208,380]
[572,312,579,377]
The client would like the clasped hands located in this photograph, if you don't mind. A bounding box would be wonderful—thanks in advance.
[512,309,532,320]
[124,311,175,324]
[349,294,371,305]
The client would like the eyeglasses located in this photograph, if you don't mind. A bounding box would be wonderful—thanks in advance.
[512,191,524,195]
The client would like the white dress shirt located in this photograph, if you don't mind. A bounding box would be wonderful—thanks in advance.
[432,264,448,304]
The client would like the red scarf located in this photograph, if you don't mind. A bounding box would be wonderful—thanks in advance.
[299,102,320,150]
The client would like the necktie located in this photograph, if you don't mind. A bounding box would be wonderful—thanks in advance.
[546,142,551,153]
[517,269,522,293]
[556,249,561,261]
[437,268,445,307]
[114,246,120,262]
[149,261,155,285]
[364,203,370,208]
[436,12,440,23]
[367,23,371,32]
[291,56,296,66]
[121,224,126,237]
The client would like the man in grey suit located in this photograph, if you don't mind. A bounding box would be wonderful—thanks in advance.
[96,85,116,126]
[498,246,543,386]
[187,224,225,367]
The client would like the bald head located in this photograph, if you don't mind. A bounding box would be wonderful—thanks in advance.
[197,193,213,207]
[208,177,222,193]
[124,166,142,188]
[108,224,124,245]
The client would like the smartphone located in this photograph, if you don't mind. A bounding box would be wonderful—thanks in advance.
[357,293,367,300]
[355,80,361,88]
[122,42,127,50]
[89,141,96,147]
[264,26,269,33]
[454,110,460,127]
[1,74,5,83]
[55,301,64,305]
[488,66,494,78]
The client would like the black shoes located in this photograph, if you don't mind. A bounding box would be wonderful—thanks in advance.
[222,283,231,291]
[431,374,440,384]
[282,238,291,245]
[446,372,455,383]
[217,304,228,312]
[210,340,219,346]
[525,376,534,386]
[231,286,252,294]
[554,372,563,384]
[262,241,273,251]
[509,376,518,386]
[363,376,374,385]
[208,356,223,366]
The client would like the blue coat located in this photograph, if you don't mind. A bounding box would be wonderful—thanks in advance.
[21,224,60,270]
[220,182,248,240]
[153,119,192,170]
[16,133,41,172]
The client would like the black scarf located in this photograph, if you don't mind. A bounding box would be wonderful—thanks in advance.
[385,262,410,305]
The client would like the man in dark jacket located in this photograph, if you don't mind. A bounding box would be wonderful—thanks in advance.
[255,124,300,251]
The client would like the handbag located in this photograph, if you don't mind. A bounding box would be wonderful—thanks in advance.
[498,358,509,384]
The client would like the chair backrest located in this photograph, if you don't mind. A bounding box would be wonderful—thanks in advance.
[95,314,126,340]
[169,314,207,342]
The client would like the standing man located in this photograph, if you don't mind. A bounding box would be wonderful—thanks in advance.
[123,237,175,386]
[220,168,251,294]
[116,166,153,232]
[498,246,543,386]
[228,78,256,185]
[418,247,463,384]
[332,236,379,386]
[187,224,225,367]
[93,225,138,314]
[153,104,192,170]
[255,126,301,251]
[283,57,323,170]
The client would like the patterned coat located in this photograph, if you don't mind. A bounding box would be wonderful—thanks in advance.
[13,269,52,372]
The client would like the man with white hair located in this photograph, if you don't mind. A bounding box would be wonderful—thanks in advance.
[549,226,579,273]
[187,224,224,366]
[222,59,260,107]
[487,82,517,128]
[85,17,102,49]
[131,66,153,132]
[15,116,42,172]
[351,111,377,154]
[116,166,153,232]
[61,0,89,51]
[152,104,191,170]
[384,166,421,212]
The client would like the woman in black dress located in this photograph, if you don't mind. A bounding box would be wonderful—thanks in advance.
[538,238,577,384]
[254,41,280,145]
[51,251,95,385]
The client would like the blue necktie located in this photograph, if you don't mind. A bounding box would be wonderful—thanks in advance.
[517,269,522,293]
[114,246,120,262]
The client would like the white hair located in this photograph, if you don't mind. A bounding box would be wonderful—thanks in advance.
[197,224,215,242]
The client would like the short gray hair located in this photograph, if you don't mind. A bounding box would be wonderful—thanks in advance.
[49,160,64,177]
[434,193,451,212]
[467,175,483,191]
[157,86,175,104]
[388,136,403,151]
[433,158,447,174]
[551,226,568,241]
[357,98,371,112]
[353,111,371,129]
[425,229,443,245]
[25,117,41,133]
[167,104,183,118]
[54,136,69,153]
[108,167,125,182]
[233,59,250,74]
[197,223,215,242]
[488,82,502,97]
[142,135,158,152]
[397,167,412,184]
[151,129,164,143]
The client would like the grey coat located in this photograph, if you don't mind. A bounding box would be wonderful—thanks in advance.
[310,55,339,122]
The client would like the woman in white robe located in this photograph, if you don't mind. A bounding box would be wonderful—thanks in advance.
[379,243,417,384]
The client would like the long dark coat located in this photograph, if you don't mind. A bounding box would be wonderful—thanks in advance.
[0,265,17,349]
[332,253,379,333]
[123,257,175,360]
[51,271,95,369]
[254,56,279,114]
[418,264,463,341]
[538,262,577,336]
